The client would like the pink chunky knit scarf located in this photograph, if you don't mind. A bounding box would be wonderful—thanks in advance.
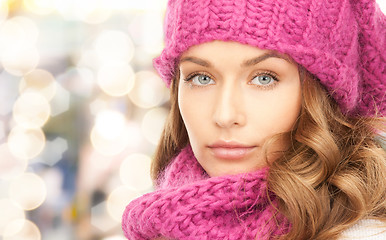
[122,145,290,239]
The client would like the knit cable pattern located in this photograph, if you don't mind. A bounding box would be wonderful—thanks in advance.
[122,146,290,239]
[153,0,385,116]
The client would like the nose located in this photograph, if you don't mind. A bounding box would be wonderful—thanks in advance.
[213,83,246,128]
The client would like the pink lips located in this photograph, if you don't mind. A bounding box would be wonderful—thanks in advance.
[207,141,256,160]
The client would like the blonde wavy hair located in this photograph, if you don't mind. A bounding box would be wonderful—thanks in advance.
[151,68,386,239]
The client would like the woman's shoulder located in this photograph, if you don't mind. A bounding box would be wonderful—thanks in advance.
[339,219,386,240]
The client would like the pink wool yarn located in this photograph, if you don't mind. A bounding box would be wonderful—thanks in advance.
[153,0,385,116]
[122,146,290,239]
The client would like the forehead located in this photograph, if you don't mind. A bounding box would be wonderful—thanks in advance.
[179,41,295,67]
[181,41,266,57]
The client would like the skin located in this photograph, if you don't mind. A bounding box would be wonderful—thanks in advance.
[178,41,302,177]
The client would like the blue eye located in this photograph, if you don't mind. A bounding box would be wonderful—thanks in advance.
[190,74,215,86]
[251,73,278,86]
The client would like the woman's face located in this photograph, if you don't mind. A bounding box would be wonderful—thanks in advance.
[178,41,301,177]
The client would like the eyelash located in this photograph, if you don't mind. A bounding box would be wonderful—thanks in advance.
[183,71,215,88]
[183,70,279,89]
[249,71,279,90]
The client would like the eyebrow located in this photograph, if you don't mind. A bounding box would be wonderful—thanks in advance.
[242,52,291,67]
[179,51,291,68]
[179,57,211,67]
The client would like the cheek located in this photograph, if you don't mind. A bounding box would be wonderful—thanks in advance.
[178,86,192,129]
[281,85,302,130]
[247,85,301,136]
[178,86,210,144]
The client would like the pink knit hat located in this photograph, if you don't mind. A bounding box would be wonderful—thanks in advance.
[153,0,385,116]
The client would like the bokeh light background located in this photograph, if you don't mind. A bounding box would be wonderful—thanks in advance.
[0,0,385,239]
[0,0,167,239]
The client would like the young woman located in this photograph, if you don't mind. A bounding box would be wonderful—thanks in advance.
[122,0,386,239]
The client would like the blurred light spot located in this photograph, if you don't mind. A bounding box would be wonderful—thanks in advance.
[151,0,168,10]
[9,173,47,211]
[141,108,168,145]
[103,236,126,240]
[19,69,57,101]
[1,45,39,76]
[40,169,63,209]
[13,92,51,129]
[32,137,67,166]
[0,181,8,199]
[9,176,44,211]
[128,12,164,55]
[3,219,41,240]
[83,9,111,25]
[132,46,157,68]
[97,62,135,97]
[0,144,28,181]
[106,186,140,222]
[0,120,4,140]
[90,110,129,156]
[0,20,23,56]
[55,0,111,23]
[76,0,111,24]
[23,0,56,15]
[50,83,70,117]
[377,0,385,14]
[0,71,20,116]
[91,201,119,232]
[0,17,39,76]
[0,198,25,236]
[95,110,126,140]
[10,16,39,43]
[126,122,143,149]
[94,30,135,65]
[105,0,168,10]
[99,0,136,9]
[119,154,152,191]
[56,67,95,98]
[129,71,166,109]
[76,48,98,70]
[0,16,39,52]
[7,126,46,160]
[89,97,109,116]
[0,1,8,24]
[54,0,76,20]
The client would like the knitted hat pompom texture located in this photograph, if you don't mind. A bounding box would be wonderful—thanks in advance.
[153,0,385,116]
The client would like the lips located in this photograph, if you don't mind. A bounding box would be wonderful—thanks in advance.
[207,141,256,160]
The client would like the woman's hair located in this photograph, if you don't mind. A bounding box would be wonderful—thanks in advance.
[151,67,386,239]
[269,69,386,239]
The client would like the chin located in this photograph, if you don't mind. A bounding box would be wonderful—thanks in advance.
[206,166,253,177]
